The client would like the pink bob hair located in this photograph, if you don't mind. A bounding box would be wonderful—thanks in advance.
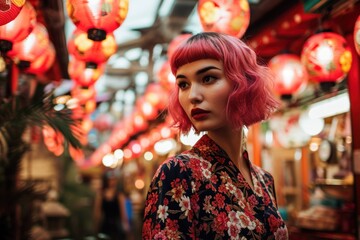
[168,32,279,134]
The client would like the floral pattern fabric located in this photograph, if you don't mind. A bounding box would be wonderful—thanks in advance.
[143,135,288,239]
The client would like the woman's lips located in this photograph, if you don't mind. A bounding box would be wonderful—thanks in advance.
[191,108,210,120]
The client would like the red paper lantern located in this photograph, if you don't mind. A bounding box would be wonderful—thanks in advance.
[268,54,308,100]
[0,0,26,26]
[144,83,169,109]
[81,115,94,133]
[157,60,175,92]
[301,32,352,91]
[25,42,55,75]
[136,97,158,121]
[68,58,105,87]
[71,84,96,105]
[8,23,55,75]
[68,28,117,64]
[132,111,148,132]
[198,0,250,38]
[0,2,36,53]
[167,33,192,59]
[66,0,129,41]
[354,15,360,55]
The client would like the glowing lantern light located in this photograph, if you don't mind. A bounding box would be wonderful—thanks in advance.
[8,23,56,75]
[102,153,116,167]
[112,128,129,146]
[114,149,124,160]
[66,0,129,41]
[154,139,176,156]
[68,28,117,65]
[157,60,175,91]
[71,84,96,105]
[137,97,158,120]
[144,83,168,109]
[167,33,192,59]
[133,111,148,132]
[0,2,36,53]
[160,125,171,139]
[139,136,150,149]
[25,42,56,75]
[268,54,308,100]
[354,15,360,55]
[301,32,352,91]
[123,148,132,159]
[198,0,250,38]
[84,98,97,114]
[0,0,26,26]
[144,151,153,161]
[180,128,204,146]
[130,141,142,155]
[81,116,94,134]
[134,178,145,190]
[68,58,105,87]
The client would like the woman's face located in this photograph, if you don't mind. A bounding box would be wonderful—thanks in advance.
[176,59,233,133]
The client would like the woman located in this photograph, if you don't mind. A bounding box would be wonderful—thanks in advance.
[142,32,288,239]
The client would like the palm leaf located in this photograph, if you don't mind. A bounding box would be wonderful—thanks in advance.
[0,87,84,239]
[0,91,82,155]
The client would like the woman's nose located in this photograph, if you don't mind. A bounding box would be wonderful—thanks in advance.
[189,84,203,104]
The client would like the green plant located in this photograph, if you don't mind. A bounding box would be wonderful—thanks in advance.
[0,86,82,240]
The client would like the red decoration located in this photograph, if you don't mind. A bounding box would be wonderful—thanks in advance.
[68,28,117,64]
[81,115,93,134]
[26,42,55,75]
[136,96,158,121]
[0,0,26,26]
[93,113,114,132]
[69,145,85,167]
[354,15,360,55]
[8,23,55,75]
[268,54,308,100]
[157,60,175,91]
[68,58,105,87]
[167,33,192,59]
[144,83,169,109]
[301,32,352,91]
[42,125,65,157]
[66,0,129,41]
[198,0,250,38]
[0,2,36,53]
[128,140,142,158]
[71,84,96,105]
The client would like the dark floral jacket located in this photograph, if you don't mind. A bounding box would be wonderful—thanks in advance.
[143,135,288,239]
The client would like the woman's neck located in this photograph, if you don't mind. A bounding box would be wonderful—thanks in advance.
[207,127,244,165]
[207,127,253,190]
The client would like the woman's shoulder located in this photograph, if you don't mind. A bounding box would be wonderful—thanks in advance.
[152,152,195,178]
[252,164,275,182]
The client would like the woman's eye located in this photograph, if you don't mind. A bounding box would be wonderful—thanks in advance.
[177,81,188,89]
[203,75,216,83]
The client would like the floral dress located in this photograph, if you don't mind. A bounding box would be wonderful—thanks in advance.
[143,135,288,239]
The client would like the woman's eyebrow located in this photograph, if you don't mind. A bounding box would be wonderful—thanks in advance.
[176,66,221,79]
[196,66,221,75]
